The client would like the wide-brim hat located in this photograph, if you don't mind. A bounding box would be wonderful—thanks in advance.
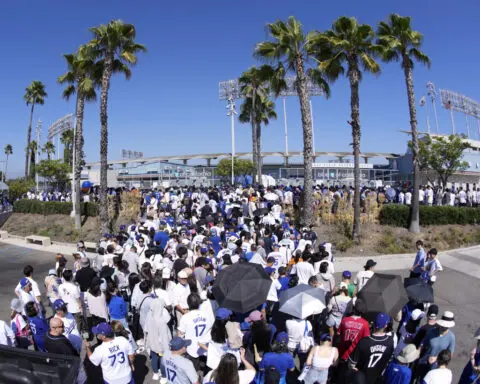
[436,311,455,328]
[397,344,420,364]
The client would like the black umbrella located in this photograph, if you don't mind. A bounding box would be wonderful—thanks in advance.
[404,278,434,303]
[357,273,409,320]
[253,207,269,217]
[212,263,271,313]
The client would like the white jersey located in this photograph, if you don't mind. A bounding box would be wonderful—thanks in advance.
[58,282,81,314]
[89,336,134,384]
[177,309,213,358]
[405,192,412,205]
[162,352,198,384]
[55,313,82,352]
[267,251,286,270]
[354,270,374,292]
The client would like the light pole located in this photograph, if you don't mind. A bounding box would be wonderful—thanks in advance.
[226,97,237,185]
[71,117,77,218]
[283,97,289,164]
[35,120,42,191]
[427,82,440,133]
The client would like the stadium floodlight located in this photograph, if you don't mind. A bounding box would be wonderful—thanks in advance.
[226,97,237,185]
[439,89,480,137]
[426,82,440,133]
[48,114,73,160]
[35,120,42,191]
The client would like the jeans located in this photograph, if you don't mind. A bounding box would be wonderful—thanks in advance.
[150,351,162,374]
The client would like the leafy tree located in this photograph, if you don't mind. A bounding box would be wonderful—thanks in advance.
[23,81,47,178]
[60,129,74,166]
[42,141,56,160]
[36,159,71,191]
[3,144,12,182]
[415,134,472,187]
[376,14,431,233]
[87,19,146,235]
[255,16,330,226]
[316,16,380,243]
[216,158,254,178]
[7,178,35,200]
[58,44,99,230]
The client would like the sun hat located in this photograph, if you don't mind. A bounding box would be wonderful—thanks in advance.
[411,309,425,321]
[437,311,455,328]
[375,313,390,329]
[169,336,191,351]
[397,344,420,364]
[92,322,112,336]
[20,277,30,289]
[215,307,232,320]
[246,310,262,322]
[177,270,188,279]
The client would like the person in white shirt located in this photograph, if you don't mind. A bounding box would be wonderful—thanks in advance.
[0,320,15,347]
[15,265,42,303]
[177,293,213,359]
[426,186,434,206]
[85,322,135,384]
[58,270,82,332]
[53,299,82,352]
[173,270,191,324]
[286,318,313,352]
[267,244,287,270]
[458,187,467,206]
[405,191,412,206]
[398,190,405,204]
[422,348,452,384]
[354,259,376,292]
[292,254,316,285]
[203,349,256,384]
[419,187,425,205]
[17,278,36,316]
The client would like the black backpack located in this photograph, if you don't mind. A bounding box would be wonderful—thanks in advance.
[131,296,149,341]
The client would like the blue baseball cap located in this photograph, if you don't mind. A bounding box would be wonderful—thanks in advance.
[53,299,66,311]
[119,225,126,231]
[276,332,289,343]
[20,277,30,289]
[215,307,233,320]
[375,313,390,329]
[170,336,192,351]
[92,322,112,336]
[342,270,352,278]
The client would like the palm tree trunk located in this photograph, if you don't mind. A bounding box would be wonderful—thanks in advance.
[403,59,420,233]
[251,120,257,184]
[25,103,35,178]
[74,93,85,230]
[295,55,314,226]
[4,155,8,182]
[256,122,262,184]
[348,59,362,244]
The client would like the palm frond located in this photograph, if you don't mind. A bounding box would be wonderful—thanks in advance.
[409,47,431,69]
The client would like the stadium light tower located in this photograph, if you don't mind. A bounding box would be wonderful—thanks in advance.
[226,97,237,184]
[427,82,440,133]
[35,120,42,191]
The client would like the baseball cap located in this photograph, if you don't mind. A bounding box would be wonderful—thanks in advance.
[411,309,425,321]
[48,269,57,276]
[266,256,275,264]
[92,322,112,336]
[169,336,192,351]
[342,270,352,278]
[177,270,188,279]
[246,310,262,322]
[20,277,30,289]
[365,259,377,269]
[275,332,288,343]
[215,307,232,320]
[53,299,67,311]
[375,313,390,329]
[427,304,439,319]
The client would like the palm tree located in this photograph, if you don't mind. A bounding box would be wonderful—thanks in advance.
[28,141,38,180]
[376,14,431,234]
[42,141,56,160]
[239,65,280,183]
[87,20,146,234]
[3,144,12,182]
[255,16,330,226]
[316,16,380,243]
[60,129,74,165]
[239,93,278,183]
[58,44,99,230]
[24,81,47,178]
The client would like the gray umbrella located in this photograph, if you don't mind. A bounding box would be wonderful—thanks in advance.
[279,284,326,319]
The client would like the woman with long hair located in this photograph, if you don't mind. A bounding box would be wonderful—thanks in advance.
[243,311,274,356]
[302,333,338,384]
[203,350,256,384]
[85,277,109,326]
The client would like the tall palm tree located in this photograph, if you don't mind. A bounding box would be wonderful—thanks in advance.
[58,44,99,230]
[60,129,74,166]
[28,140,38,180]
[3,144,12,182]
[316,16,380,243]
[87,20,146,234]
[42,141,56,160]
[239,93,278,183]
[376,14,431,234]
[24,81,47,178]
[255,16,330,226]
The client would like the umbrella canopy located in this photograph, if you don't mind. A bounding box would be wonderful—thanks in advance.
[279,284,326,319]
[404,278,435,303]
[264,192,279,201]
[357,273,408,319]
[212,263,272,313]
[253,207,269,217]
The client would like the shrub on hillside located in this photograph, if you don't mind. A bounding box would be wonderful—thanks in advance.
[14,200,98,217]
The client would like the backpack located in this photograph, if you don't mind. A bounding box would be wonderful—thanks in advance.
[298,320,314,353]
[131,296,148,341]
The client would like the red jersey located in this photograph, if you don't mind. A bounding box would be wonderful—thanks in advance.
[337,315,370,360]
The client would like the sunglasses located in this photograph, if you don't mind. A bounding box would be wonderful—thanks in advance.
[52,325,65,329]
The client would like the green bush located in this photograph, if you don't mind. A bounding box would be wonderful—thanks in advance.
[14,200,98,217]
[379,204,480,227]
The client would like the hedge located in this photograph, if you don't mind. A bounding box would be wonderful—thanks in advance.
[379,204,480,227]
[13,200,99,217]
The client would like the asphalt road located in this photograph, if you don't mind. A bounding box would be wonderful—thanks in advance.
[1,242,479,382]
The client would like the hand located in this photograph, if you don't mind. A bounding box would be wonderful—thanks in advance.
[240,347,246,359]
[83,340,90,348]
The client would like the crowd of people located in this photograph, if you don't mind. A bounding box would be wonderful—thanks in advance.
[0,185,479,384]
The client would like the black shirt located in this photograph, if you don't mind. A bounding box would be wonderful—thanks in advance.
[173,259,189,276]
[44,333,79,356]
[75,267,97,292]
[414,323,439,348]
[349,334,394,383]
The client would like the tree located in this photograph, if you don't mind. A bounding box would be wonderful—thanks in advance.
[36,159,71,191]
[239,65,284,184]
[28,141,38,180]
[60,129,74,166]
[42,141,56,160]
[6,178,35,200]
[216,158,254,178]
[88,20,146,234]
[376,14,431,233]
[58,44,99,230]
[3,144,12,182]
[415,134,472,187]
[23,81,47,178]
[316,16,380,243]
[255,16,330,226]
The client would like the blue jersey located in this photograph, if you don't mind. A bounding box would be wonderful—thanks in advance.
[27,316,48,352]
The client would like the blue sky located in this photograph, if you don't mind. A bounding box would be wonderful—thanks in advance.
[1,0,480,177]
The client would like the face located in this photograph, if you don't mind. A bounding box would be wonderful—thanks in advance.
[51,322,64,336]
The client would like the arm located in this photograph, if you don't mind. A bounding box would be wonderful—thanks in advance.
[305,346,316,366]
[129,353,135,372]
[240,347,255,371]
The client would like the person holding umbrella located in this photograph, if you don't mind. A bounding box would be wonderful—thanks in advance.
[410,240,426,278]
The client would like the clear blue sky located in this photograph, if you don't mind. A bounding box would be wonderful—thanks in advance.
[2,0,480,177]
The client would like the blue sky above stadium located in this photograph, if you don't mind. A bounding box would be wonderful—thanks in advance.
[1,0,480,176]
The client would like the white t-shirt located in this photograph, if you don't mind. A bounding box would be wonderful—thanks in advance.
[172,283,191,310]
[405,192,412,205]
[58,282,81,313]
[89,336,134,384]
[203,369,255,384]
[423,367,452,384]
[267,251,286,270]
[293,262,315,285]
[354,271,374,292]
[154,288,172,307]
[286,319,312,350]
[19,290,35,314]
[178,309,213,358]
[15,277,42,299]
[0,320,15,346]
[85,291,109,320]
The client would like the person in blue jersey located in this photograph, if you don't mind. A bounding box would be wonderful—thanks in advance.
[258,332,295,384]
[25,301,48,352]
[385,344,419,384]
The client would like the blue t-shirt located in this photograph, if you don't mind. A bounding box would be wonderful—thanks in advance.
[412,248,425,274]
[385,361,411,384]
[109,295,128,319]
[259,352,295,378]
[153,231,169,249]
[421,328,455,362]
[278,277,290,292]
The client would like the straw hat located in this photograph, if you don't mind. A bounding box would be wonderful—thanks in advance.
[397,344,420,364]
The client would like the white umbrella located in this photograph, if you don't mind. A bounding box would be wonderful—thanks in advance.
[264,192,279,201]
[279,284,326,319]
